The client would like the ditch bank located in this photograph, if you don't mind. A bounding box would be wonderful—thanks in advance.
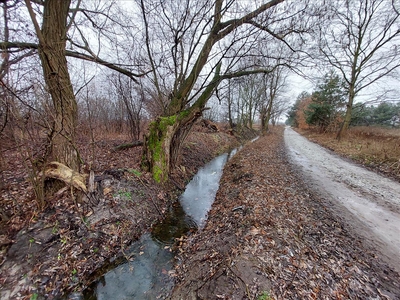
[0,123,243,300]
[170,126,400,299]
[82,149,237,299]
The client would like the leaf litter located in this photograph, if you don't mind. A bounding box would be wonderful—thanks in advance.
[0,123,237,299]
[170,126,400,300]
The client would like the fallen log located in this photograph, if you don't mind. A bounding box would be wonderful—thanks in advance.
[113,141,144,151]
[44,161,87,193]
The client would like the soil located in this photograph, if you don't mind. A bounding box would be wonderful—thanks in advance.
[170,126,400,299]
[2,123,400,299]
[0,121,240,299]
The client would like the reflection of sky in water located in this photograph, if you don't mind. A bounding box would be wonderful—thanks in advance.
[94,234,174,300]
[180,153,228,227]
[88,150,237,299]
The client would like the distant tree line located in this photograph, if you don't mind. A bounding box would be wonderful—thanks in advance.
[351,102,400,127]
[286,71,400,131]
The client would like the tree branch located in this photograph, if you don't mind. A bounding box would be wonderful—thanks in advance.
[0,41,149,81]
[245,20,297,52]
[24,0,45,45]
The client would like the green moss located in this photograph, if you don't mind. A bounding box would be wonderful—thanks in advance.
[177,110,190,121]
[147,115,178,183]
[153,165,163,183]
[159,115,177,129]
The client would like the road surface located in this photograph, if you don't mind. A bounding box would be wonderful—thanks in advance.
[284,127,400,274]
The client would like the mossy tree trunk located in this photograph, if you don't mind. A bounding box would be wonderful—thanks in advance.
[142,108,202,183]
[143,64,222,183]
[141,0,286,182]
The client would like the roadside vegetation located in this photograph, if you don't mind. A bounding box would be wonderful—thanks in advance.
[296,126,400,182]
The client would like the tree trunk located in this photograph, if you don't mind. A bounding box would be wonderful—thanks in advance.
[142,108,201,183]
[143,64,222,183]
[227,82,234,129]
[261,99,273,134]
[260,106,267,132]
[37,0,79,171]
[337,85,355,140]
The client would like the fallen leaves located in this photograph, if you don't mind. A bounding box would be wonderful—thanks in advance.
[171,127,400,299]
[0,125,238,299]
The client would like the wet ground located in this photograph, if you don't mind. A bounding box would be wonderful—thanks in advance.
[83,150,235,299]
[170,126,400,299]
[0,126,239,299]
[2,125,400,299]
[284,127,400,274]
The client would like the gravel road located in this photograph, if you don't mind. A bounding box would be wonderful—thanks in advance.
[284,127,400,274]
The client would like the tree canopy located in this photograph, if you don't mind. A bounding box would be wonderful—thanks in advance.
[304,71,347,132]
[1,0,399,185]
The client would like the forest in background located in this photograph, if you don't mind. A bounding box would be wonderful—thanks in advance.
[286,71,400,132]
[0,0,399,225]
[1,1,400,297]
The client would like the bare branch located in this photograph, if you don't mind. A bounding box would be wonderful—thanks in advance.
[24,0,45,45]
[245,20,297,52]
[0,41,150,81]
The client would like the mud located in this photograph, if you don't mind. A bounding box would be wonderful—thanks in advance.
[284,127,400,274]
[171,127,400,299]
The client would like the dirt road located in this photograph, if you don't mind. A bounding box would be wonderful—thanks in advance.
[171,127,400,299]
[284,127,400,274]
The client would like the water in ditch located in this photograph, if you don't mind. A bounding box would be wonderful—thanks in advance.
[81,150,235,299]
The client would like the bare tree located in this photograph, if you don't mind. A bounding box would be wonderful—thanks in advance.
[237,75,263,129]
[315,0,400,139]
[111,74,144,141]
[1,1,146,81]
[139,0,310,182]
[24,0,81,173]
[1,0,313,184]
[0,0,150,200]
[215,79,238,130]
[1,1,36,135]
[259,65,288,132]
[270,95,291,126]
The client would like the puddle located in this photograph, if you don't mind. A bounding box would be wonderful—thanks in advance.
[81,150,237,299]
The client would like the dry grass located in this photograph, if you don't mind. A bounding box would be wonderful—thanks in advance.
[297,126,400,182]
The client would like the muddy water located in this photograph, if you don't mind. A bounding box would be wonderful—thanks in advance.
[81,151,234,299]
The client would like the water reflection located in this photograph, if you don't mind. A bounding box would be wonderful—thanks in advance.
[180,153,229,227]
[151,202,197,245]
[83,149,237,299]
[84,234,174,300]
